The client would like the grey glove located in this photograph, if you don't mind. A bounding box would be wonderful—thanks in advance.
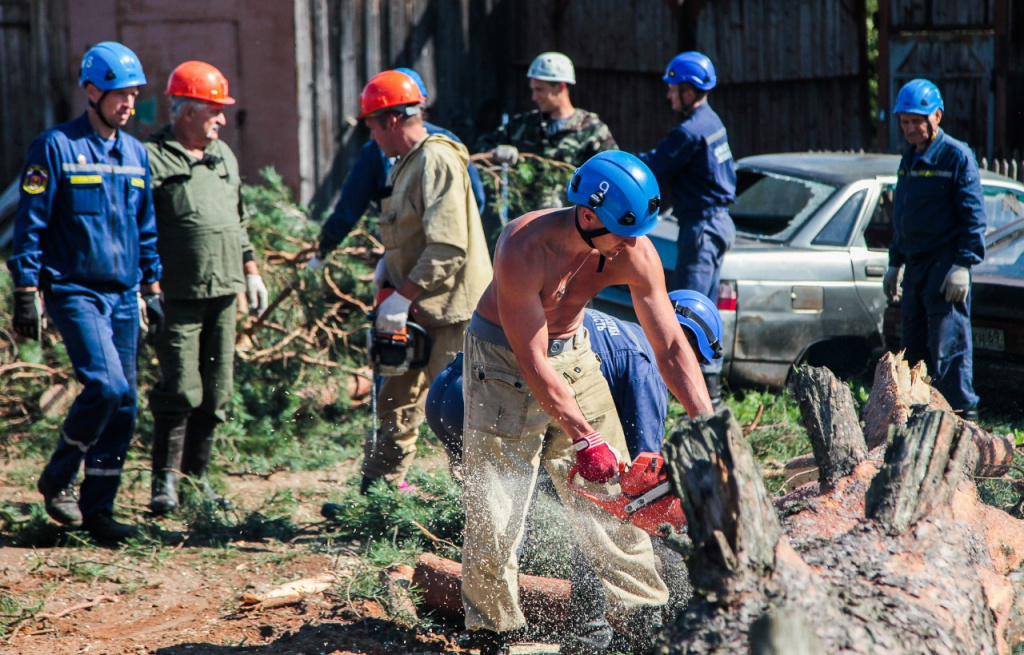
[307,253,326,271]
[245,274,269,316]
[940,265,970,303]
[883,265,903,302]
[492,145,519,166]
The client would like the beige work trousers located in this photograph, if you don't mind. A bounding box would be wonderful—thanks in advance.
[460,327,668,633]
[361,320,468,484]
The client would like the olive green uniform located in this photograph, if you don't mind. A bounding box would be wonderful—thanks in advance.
[145,126,252,423]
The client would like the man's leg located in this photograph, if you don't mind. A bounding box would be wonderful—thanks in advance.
[362,321,467,487]
[900,262,930,370]
[919,255,978,412]
[461,329,549,637]
[149,297,205,513]
[542,336,668,634]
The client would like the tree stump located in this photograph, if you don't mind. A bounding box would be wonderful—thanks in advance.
[659,385,1024,653]
[791,365,868,489]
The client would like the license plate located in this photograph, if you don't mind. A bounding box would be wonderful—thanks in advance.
[973,326,1005,352]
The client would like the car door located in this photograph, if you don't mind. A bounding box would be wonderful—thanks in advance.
[849,181,895,336]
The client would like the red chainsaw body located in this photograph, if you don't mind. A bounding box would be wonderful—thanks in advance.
[568,452,686,537]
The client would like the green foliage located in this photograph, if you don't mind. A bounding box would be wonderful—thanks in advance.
[475,154,576,244]
[321,468,464,558]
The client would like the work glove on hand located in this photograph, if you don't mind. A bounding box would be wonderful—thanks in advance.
[245,274,269,316]
[573,431,620,484]
[12,289,42,340]
[372,258,389,291]
[141,292,165,345]
[492,145,519,166]
[375,291,412,333]
[307,253,325,271]
[883,265,903,302]
[940,265,970,303]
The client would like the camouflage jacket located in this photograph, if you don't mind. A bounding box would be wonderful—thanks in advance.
[476,108,617,167]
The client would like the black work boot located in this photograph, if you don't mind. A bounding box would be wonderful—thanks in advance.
[468,628,523,655]
[182,413,232,510]
[149,415,187,515]
[615,606,664,655]
[562,545,613,655]
[37,474,83,528]
[82,510,138,545]
[703,372,723,410]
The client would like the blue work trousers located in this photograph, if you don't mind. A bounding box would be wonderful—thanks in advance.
[674,208,733,375]
[41,286,139,518]
[900,248,978,412]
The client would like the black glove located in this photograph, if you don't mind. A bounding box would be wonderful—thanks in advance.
[142,292,165,344]
[12,290,42,340]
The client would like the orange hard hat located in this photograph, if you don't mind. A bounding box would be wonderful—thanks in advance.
[358,70,424,118]
[165,61,236,105]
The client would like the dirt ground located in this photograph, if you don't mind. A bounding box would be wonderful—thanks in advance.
[0,454,562,655]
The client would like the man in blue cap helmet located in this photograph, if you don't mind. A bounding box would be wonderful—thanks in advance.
[7,41,163,544]
[638,51,736,408]
[308,68,485,271]
[459,150,713,655]
[885,78,985,420]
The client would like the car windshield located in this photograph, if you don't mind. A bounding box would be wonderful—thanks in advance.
[732,169,837,242]
[974,221,1024,278]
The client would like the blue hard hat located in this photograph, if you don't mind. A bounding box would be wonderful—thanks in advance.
[668,289,723,364]
[663,51,716,91]
[567,151,661,237]
[394,67,428,101]
[425,352,465,462]
[894,79,943,115]
[79,42,147,90]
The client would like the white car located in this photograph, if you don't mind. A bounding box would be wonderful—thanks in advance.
[595,152,1024,388]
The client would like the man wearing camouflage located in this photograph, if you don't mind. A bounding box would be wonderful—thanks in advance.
[477,52,617,168]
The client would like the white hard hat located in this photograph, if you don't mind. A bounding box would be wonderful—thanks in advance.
[527,52,576,84]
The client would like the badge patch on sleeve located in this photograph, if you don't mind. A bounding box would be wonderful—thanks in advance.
[22,165,49,195]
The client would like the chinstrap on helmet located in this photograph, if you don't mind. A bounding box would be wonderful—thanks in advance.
[668,289,723,364]
[567,151,661,238]
[663,51,716,91]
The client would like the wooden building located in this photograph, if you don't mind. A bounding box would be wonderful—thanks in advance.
[1,0,1021,217]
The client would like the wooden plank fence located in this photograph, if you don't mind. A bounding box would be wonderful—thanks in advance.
[979,156,1024,183]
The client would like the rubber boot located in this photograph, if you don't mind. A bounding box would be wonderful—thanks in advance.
[149,415,187,515]
[182,413,232,510]
[703,372,723,411]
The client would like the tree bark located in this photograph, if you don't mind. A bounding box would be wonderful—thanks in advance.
[791,366,868,488]
[659,399,1024,654]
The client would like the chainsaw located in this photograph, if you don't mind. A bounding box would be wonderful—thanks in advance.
[567,452,686,537]
[367,288,432,377]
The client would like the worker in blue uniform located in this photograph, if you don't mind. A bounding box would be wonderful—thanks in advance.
[422,292,723,655]
[309,68,485,270]
[7,41,164,544]
[638,51,736,408]
[884,79,985,420]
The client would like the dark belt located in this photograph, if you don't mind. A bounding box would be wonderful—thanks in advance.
[469,311,582,356]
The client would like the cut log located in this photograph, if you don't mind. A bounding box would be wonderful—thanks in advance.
[411,553,569,632]
[661,410,781,604]
[861,350,938,448]
[791,366,868,488]
[659,403,1024,654]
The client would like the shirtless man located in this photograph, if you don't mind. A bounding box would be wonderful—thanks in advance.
[459,151,713,655]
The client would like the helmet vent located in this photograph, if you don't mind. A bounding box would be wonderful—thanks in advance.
[618,212,636,226]
[105,69,117,81]
[588,189,605,207]
[648,197,660,214]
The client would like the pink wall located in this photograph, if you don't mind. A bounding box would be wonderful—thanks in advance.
[67,1,300,191]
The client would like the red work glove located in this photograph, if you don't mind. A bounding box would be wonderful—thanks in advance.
[573,431,619,483]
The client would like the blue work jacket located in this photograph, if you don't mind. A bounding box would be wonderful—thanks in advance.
[318,122,485,254]
[890,129,986,269]
[638,103,736,216]
[8,112,161,290]
[584,309,668,459]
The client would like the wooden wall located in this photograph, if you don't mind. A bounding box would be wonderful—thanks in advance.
[0,0,70,186]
